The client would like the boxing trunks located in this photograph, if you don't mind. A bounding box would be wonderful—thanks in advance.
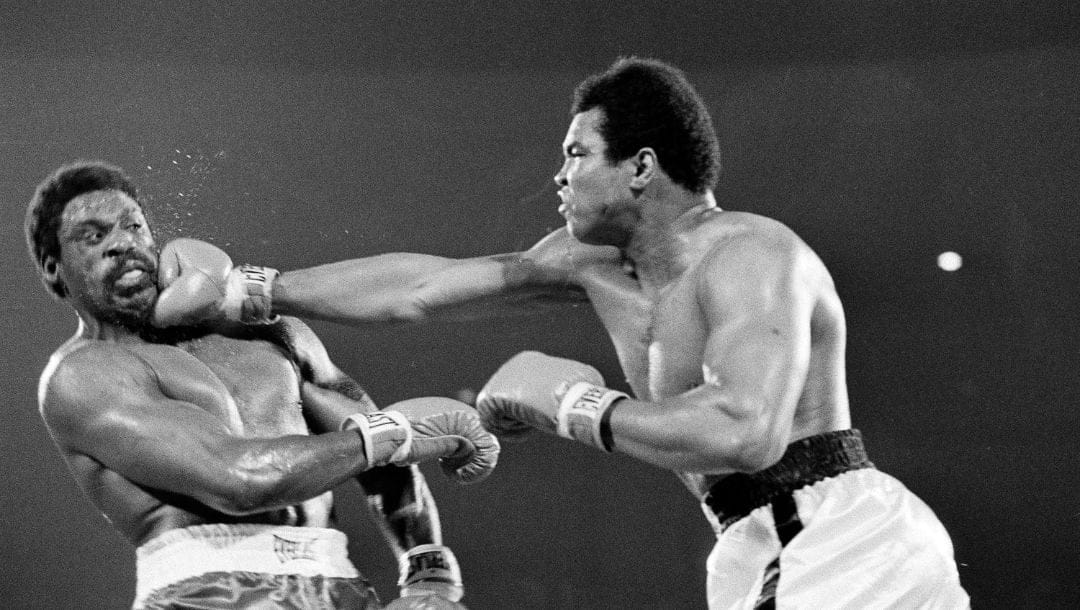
[701,430,969,609]
[133,524,380,609]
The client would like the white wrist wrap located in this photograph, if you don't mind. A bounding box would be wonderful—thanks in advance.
[224,264,279,323]
[236,264,279,323]
[557,381,628,452]
[341,411,413,467]
[398,544,463,602]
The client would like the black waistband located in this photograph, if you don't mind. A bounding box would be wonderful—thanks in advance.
[703,429,874,529]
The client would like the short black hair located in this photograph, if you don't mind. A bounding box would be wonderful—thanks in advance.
[571,57,721,194]
[25,161,140,297]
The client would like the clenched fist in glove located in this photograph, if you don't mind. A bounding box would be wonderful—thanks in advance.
[343,397,500,484]
[153,238,278,327]
[475,351,628,452]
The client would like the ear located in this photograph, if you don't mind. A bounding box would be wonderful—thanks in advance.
[42,256,59,282]
[42,255,65,297]
[628,148,658,190]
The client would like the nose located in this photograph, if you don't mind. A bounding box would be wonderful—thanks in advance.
[554,161,569,187]
[105,230,138,259]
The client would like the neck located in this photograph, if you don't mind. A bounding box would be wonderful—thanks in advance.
[74,310,147,344]
[624,189,718,291]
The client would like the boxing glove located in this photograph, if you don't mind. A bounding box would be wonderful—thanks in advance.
[153,238,278,327]
[476,351,628,452]
[342,397,499,484]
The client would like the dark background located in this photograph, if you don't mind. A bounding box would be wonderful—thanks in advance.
[2,1,1078,608]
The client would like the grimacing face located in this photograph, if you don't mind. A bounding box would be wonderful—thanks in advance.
[45,189,159,325]
[554,108,638,247]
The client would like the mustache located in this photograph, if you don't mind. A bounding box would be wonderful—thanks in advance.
[105,251,158,286]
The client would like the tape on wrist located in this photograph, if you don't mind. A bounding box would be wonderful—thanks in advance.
[557,381,627,452]
[399,544,463,601]
[236,264,279,323]
[342,411,413,467]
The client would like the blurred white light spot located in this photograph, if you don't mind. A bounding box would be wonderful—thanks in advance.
[937,251,962,272]
[455,388,477,406]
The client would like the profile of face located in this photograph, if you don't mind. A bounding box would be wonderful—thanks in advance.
[44,189,159,327]
[554,108,638,247]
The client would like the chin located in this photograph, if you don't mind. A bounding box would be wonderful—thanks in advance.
[106,288,158,327]
[569,222,622,248]
[566,220,597,244]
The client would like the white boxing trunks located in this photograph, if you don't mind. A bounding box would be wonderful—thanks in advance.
[702,430,970,609]
[133,524,377,609]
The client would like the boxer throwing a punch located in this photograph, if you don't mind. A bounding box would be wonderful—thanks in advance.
[155,58,969,608]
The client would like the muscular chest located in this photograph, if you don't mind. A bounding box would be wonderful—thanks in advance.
[168,335,306,437]
[594,278,707,401]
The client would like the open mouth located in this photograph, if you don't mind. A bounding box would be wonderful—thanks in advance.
[115,268,148,287]
[108,257,157,294]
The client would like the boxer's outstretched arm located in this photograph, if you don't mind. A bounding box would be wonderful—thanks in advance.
[271,251,578,325]
[153,230,618,327]
[272,228,619,324]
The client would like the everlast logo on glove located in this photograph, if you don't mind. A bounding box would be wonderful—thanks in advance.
[405,548,455,584]
[236,264,278,323]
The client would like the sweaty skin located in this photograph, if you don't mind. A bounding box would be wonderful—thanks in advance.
[157,104,848,503]
[260,109,849,501]
[562,209,850,498]
[260,210,848,501]
[39,324,352,546]
[35,188,431,551]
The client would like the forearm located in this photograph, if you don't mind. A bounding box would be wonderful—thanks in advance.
[205,430,372,515]
[600,383,793,474]
[271,253,576,325]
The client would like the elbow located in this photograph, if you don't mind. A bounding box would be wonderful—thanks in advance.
[697,409,787,474]
[384,295,432,324]
[722,432,786,474]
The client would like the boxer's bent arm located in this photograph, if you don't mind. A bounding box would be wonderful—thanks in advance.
[302,382,440,550]
[287,319,442,553]
[41,349,374,516]
[603,236,815,474]
[271,251,587,325]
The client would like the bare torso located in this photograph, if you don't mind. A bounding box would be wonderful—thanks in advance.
[578,209,851,499]
[47,330,333,547]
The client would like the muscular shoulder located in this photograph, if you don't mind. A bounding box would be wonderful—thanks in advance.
[694,211,802,254]
[38,341,160,438]
[693,211,832,303]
